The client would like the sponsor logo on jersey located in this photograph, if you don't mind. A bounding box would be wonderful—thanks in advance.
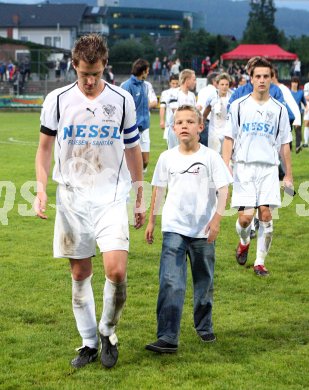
[62,124,121,143]
[242,122,274,135]
[86,107,97,117]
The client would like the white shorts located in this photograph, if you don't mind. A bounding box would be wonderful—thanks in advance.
[139,129,150,152]
[231,162,281,208]
[303,110,309,121]
[54,185,129,259]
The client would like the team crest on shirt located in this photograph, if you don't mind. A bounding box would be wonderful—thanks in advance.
[102,104,116,118]
[265,111,274,124]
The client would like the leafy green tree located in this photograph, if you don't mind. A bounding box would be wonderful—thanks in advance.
[242,0,285,44]
[108,39,144,63]
[140,34,158,62]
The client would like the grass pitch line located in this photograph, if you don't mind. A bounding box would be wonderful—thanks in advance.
[0,137,38,146]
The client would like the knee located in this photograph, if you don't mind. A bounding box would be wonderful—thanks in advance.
[106,267,126,283]
[70,262,92,281]
[239,215,253,228]
[259,209,272,223]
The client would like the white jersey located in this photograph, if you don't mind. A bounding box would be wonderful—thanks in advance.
[145,80,158,105]
[207,90,232,139]
[40,81,139,203]
[197,84,217,113]
[160,87,196,140]
[152,145,233,238]
[225,94,292,166]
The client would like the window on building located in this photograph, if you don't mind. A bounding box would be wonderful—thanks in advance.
[20,36,28,42]
[53,37,61,48]
[44,36,52,46]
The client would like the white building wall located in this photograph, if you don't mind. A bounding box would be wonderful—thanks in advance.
[0,28,74,50]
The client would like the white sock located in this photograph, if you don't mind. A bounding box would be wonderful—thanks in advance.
[255,220,273,266]
[304,127,309,144]
[236,218,251,245]
[72,274,98,349]
[99,277,127,337]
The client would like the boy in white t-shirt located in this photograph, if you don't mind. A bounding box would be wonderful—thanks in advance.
[144,105,232,353]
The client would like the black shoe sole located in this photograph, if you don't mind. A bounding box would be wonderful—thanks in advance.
[145,344,177,354]
[200,335,216,343]
[71,353,98,369]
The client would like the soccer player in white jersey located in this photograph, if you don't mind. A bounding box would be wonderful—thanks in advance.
[161,69,197,149]
[159,74,179,145]
[203,72,233,154]
[222,57,293,277]
[34,34,145,369]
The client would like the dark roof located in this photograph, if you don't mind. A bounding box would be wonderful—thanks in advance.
[0,3,87,28]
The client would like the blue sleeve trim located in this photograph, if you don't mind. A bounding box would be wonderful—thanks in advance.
[124,133,140,144]
[124,123,138,134]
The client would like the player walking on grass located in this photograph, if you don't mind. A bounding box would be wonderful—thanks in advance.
[145,105,232,353]
[222,57,293,277]
[34,34,145,369]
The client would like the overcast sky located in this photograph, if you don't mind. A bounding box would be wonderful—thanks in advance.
[2,0,309,11]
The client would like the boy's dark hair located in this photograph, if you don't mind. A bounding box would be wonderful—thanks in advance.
[72,34,108,67]
[249,57,274,77]
[169,74,179,82]
[291,76,300,87]
[131,58,150,77]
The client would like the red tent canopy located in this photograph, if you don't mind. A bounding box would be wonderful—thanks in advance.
[221,44,297,61]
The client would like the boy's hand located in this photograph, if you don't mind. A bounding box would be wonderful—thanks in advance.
[145,222,155,244]
[205,215,221,243]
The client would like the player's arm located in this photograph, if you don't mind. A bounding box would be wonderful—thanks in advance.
[280,143,293,188]
[159,105,166,129]
[145,185,166,244]
[125,144,145,229]
[203,105,211,123]
[205,185,229,243]
[222,137,233,169]
[34,133,55,219]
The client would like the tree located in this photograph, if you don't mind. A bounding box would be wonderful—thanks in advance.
[242,0,285,44]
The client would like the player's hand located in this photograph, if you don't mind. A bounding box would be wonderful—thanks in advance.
[160,120,165,129]
[134,198,146,229]
[134,212,146,229]
[34,191,48,219]
[145,223,155,244]
[283,175,293,189]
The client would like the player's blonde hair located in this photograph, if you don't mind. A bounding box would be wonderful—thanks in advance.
[174,105,203,125]
[72,34,108,67]
[179,69,195,85]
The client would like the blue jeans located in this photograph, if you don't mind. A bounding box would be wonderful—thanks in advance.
[157,232,215,345]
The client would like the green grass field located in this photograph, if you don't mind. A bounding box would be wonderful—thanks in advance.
[0,111,308,389]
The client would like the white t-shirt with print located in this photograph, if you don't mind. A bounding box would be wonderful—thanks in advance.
[151,145,233,238]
